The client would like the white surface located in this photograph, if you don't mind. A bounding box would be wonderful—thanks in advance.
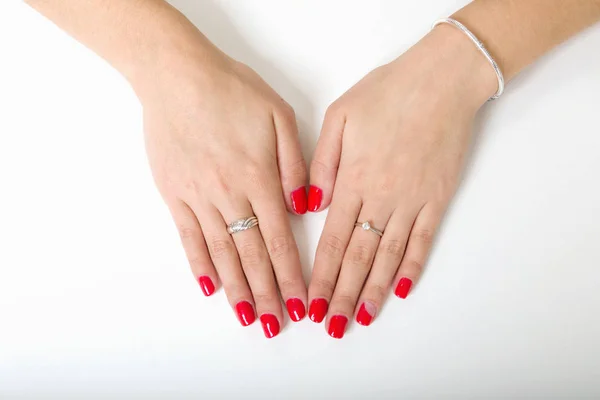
[1,1,600,398]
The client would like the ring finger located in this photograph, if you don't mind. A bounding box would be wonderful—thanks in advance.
[325,202,392,339]
[219,199,283,339]
[194,203,257,328]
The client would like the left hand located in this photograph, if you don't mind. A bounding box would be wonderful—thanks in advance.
[306,26,497,338]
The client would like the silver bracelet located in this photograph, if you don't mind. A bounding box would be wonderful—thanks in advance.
[432,18,504,101]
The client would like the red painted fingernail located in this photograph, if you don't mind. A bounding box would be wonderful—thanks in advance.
[308,298,328,323]
[356,302,376,326]
[197,276,215,296]
[328,315,348,339]
[260,314,280,338]
[290,187,308,215]
[307,185,323,212]
[235,301,256,326]
[395,277,413,299]
[286,298,306,322]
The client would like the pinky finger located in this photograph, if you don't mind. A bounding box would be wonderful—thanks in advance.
[169,199,219,297]
[393,203,442,299]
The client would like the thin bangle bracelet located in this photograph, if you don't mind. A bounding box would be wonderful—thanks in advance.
[432,17,505,101]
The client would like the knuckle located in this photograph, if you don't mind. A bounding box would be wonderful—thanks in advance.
[404,259,424,275]
[239,242,268,267]
[311,158,335,178]
[325,101,343,118]
[377,174,396,193]
[277,277,302,294]
[207,169,232,195]
[333,293,356,309]
[347,243,373,266]
[252,291,278,306]
[222,281,247,297]
[183,180,201,195]
[267,235,293,262]
[243,163,271,191]
[280,102,296,121]
[381,239,406,258]
[283,159,307,181]
[187,254,207,268]
[368,283,388,301]
[411,228,435,245]
[311,277,336,295]
[178,226,196,240]
[339,166,366,193]
[319,234,345,258]
[209,237,234,259]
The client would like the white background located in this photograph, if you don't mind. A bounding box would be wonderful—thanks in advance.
[1,0,600,398]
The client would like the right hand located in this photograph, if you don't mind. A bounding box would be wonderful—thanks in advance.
[137,36,308,338]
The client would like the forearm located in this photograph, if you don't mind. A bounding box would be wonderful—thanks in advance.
[452,0,600,81]
[24,0,224,91]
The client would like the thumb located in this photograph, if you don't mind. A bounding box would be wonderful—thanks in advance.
[308,104,345,212]
[273,104,309,215]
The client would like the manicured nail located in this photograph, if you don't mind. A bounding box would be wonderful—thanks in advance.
[394,277,413,299]
[328,315,348,339]
[286,298,306,322]
[307,185,323,212]
[356,302,376,326]
[290,187,308,215]
[260,314,280,338]
[308,298,328,323]
[235,301,256,326]
[197,276,215,297]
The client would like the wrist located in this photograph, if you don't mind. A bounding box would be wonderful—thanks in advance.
[394,22,499,111]
[118,4,232,100]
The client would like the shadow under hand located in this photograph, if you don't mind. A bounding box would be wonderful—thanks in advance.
[167,0,315,283]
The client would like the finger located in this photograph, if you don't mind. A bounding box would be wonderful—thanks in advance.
[219,199,283,339]
[273,106,308,215]
[326,203,392,338]
[354,208,416,326]
[193,203,257,328]
[393,203,442,299]
[308,104,346,212]
[249,169,307,322]
[168,199,218,297]
[308,180,361,324]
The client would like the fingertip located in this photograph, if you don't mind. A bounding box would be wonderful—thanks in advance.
[285,298,306,322]
[290,186,308,215]
[259,313,281,338]
[198,275,216,296]
[235,300,257,326]
[308,298,328,323]
[356,301,377,326]
[307,185,323,212]
[327,315,348,339]
[394,277,413,299]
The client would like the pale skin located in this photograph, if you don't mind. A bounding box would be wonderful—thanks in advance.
[25,0,600,338]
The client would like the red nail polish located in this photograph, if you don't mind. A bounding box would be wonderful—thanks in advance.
[286,298,306,322]
[290,187,308,215]
[198,276,215,296]
[356,302,376,326]
[260,314,280,338]
[235,301,256,326]
[307,185,323,212]
[395,277,413,299]
[308,298,328,323]
[328,315,348,339]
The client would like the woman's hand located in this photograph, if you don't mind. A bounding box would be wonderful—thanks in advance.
[307,26,497,338]
[139,37,308,338]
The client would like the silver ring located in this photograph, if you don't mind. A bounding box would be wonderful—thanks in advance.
[227,216,259,235]
[355,221,383,237]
